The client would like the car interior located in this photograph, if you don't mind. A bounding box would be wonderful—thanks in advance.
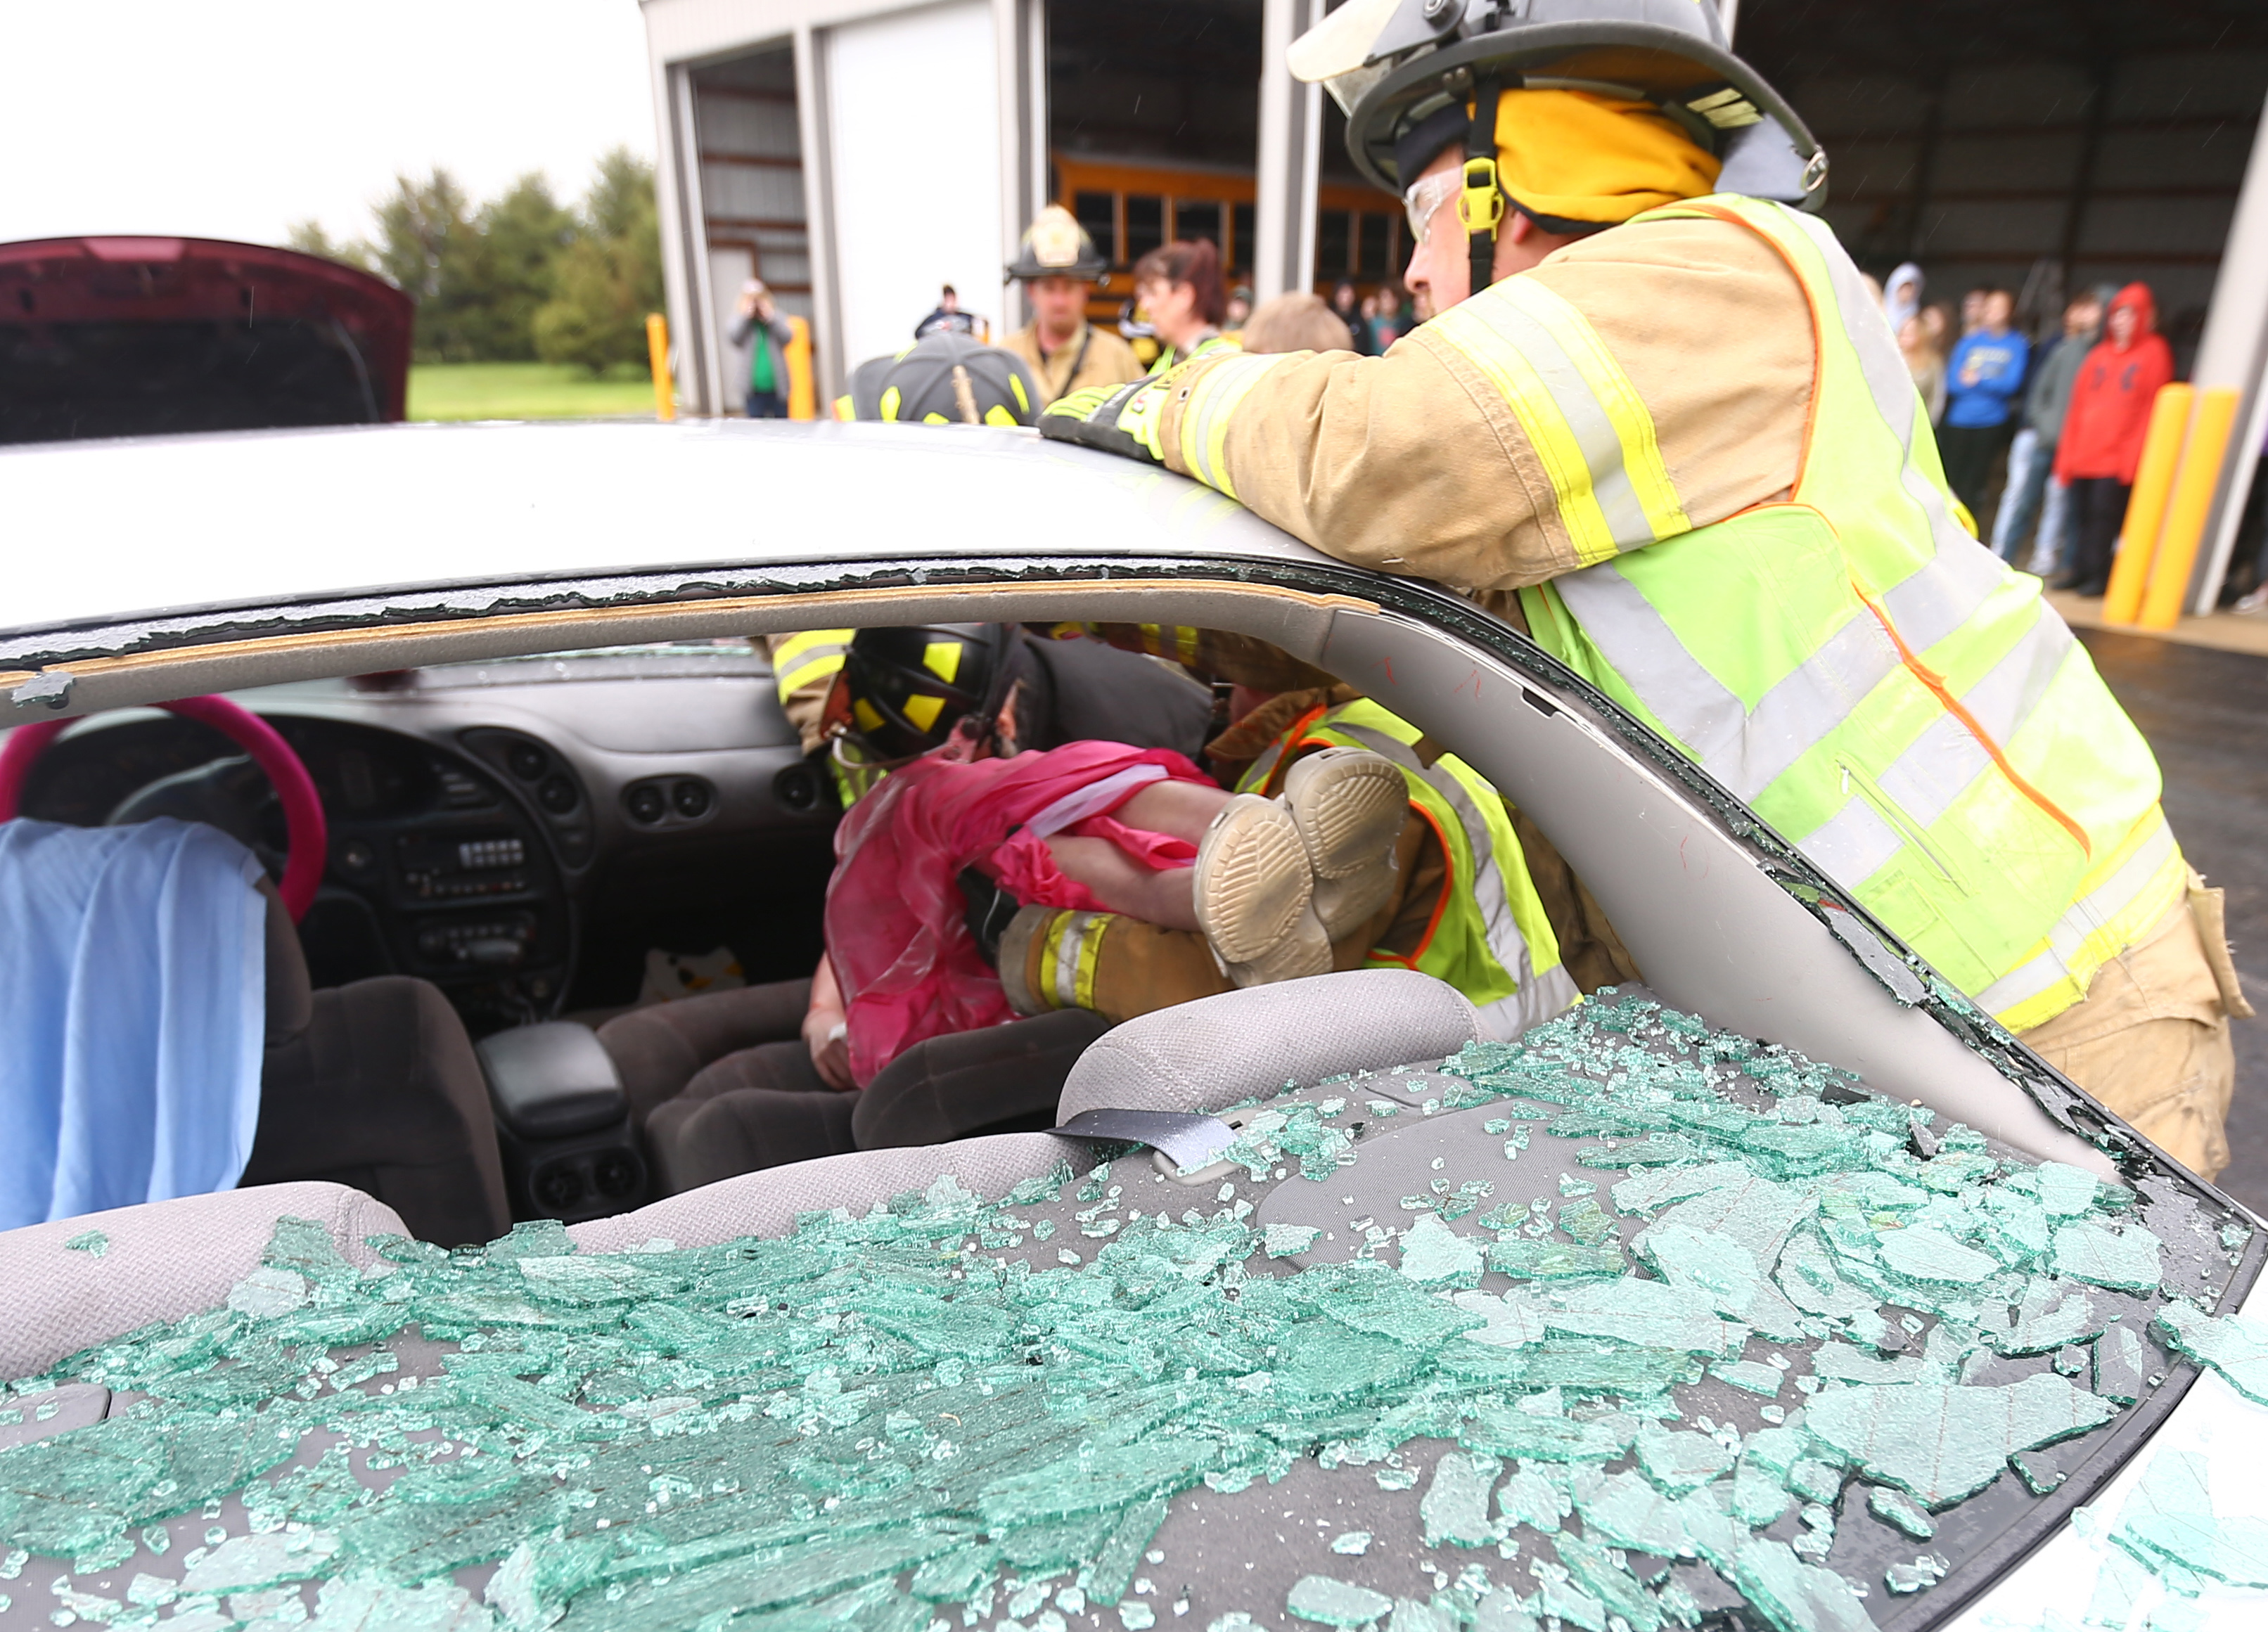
[4,572,2130,1252]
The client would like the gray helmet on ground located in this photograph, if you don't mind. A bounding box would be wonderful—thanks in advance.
[1006,205,1109,282]
[839,330,1042,426]
[1289,0,1824,209]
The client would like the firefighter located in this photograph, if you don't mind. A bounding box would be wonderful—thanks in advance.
[995,685,1579,1044]
[1038,0,2248,1176]
[1000,205,1146,407]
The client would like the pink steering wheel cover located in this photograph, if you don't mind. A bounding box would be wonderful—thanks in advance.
[0,696,328,921]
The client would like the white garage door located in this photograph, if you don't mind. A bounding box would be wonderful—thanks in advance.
[824,0,1006,373]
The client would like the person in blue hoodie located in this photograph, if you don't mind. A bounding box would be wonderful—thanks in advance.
[1937,285,2030,520]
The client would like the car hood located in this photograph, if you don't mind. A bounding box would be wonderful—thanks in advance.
[0,236,411,445]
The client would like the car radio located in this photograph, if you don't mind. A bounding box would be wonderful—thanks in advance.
[395,830,530,902]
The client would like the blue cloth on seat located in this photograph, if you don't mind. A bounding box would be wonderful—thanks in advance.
[0,818,268,1230]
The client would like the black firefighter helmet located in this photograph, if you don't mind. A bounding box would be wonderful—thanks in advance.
[836,331,1041,426]
[825,624,1028,762]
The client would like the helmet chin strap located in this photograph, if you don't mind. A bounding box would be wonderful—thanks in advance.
[1459,75,1507,296]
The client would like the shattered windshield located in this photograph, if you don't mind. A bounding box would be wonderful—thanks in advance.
[1,993,2257,1632]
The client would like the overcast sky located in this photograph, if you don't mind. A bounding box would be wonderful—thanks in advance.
[1,0,655,248]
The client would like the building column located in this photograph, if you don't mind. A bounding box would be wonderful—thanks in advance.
[793,23,844,408]
[992,0,1047,338]
[646,51,713,416]
[2188,91,2268,613]
[1253,0,1323,302]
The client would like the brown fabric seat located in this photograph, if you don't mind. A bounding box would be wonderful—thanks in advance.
[598,983,1109,1195]
[238,886,510,1247]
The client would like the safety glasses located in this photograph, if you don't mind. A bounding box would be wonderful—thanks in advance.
[1403,169,1463,247]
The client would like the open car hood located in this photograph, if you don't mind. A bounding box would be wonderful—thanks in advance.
[0,236,411,444]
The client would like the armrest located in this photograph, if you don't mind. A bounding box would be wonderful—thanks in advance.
[476,1022,628,1141]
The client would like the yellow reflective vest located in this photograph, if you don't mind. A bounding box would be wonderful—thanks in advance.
[769,628,886,806]
[1239,699,1576,1040]
[1425,195,2179,1033]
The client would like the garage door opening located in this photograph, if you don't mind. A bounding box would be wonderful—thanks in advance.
[687,45,812,412]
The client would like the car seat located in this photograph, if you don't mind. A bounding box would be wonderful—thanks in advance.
[600,981,1113,1195]
[0,817,508,1246]
[243,881,511,1245]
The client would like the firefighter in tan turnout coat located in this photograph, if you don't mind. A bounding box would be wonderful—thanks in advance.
[1042,0,2249,1176]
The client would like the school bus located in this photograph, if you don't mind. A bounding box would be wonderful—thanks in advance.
[1053,155,1409,328]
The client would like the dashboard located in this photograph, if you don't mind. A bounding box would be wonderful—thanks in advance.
[13,645,839,1034]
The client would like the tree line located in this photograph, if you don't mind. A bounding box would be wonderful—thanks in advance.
[288,147,664,373]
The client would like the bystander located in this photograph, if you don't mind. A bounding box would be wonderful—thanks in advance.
[1992,291,2101,571]
[997,207,1143,408]
[727,281,795,420]
[1939,285,2029,521]
[2054,283,2175,596]
[1238,292,1354,355]
[915,285,986,342]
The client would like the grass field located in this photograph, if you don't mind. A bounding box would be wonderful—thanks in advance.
[406,361,662,422]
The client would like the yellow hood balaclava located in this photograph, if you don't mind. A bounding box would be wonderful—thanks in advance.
[1489,89,1722,227]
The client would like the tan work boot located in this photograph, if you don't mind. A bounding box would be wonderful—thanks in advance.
[1193,794,1331,988]
[1283,746,1408,941]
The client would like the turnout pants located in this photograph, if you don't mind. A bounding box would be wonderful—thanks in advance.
[2017,873,2250,1181]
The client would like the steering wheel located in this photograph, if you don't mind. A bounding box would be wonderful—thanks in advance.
[0,695,328,921]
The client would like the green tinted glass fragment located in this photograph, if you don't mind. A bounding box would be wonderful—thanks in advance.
[1420,1453,1502,1547]
[1554,1531,1662,1631]
[1461,1406,1632,1464]
[1883,1553,1949,1594]
[1486,1240,1627,1282]
[1397,1217,1483,1290]
[1876,1227,1999,1286]
[1542,1278,1741,1356]
[1287,1574,1394,1627]
[1574,1469,1693,1558]
[2110,1450,2268,1588]
[1632,1424,1733,1494]
[1727,1538,1873,1632]
[2053,1221,2165,1292]
[1710,1360,1783,1398]
[1865,1485,1935,1540]
[2034,1163,2100,1217]
[2155,1302,2268,1405]
[1801,1375,2119,1508]
[1494,1464,1570,1534]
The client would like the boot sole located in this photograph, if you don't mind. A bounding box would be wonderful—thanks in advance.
[1283,747,1407,939]
[1193,795,1331,985]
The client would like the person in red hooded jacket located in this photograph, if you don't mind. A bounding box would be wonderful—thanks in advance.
[2052,283,2177,594]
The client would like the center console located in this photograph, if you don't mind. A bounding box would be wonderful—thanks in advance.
[473,1022,648,1221]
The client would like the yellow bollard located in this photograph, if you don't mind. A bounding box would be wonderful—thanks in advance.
[2139,386,2241,630]
[645,313,675,423]
[2101,384,2191,624]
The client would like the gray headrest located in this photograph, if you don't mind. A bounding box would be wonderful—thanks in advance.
[1058,970,1480,1122]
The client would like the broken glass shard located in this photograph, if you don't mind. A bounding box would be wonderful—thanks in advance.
[1632,1425,1734,1494]
[1876,1226,1999,1286]
[2053,1221,2166,1293]
[1883,1553,1949,1594]
[1286,1574,1394,1627]
[2155,1301,2268,1406]
[1398,1216,1483,1290]
[1420,1453,1502,1547]
[1802,1375,2119,1508]
[2110,1449,2268,1588]
[1866,1486,1935,1540]
[1711,1360,1783,1398]
[1486,1240,1627,1282]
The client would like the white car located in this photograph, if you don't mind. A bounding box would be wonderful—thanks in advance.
[0,420,2260,1632]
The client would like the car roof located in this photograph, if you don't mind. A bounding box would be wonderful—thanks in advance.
[1,420,1328,643]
